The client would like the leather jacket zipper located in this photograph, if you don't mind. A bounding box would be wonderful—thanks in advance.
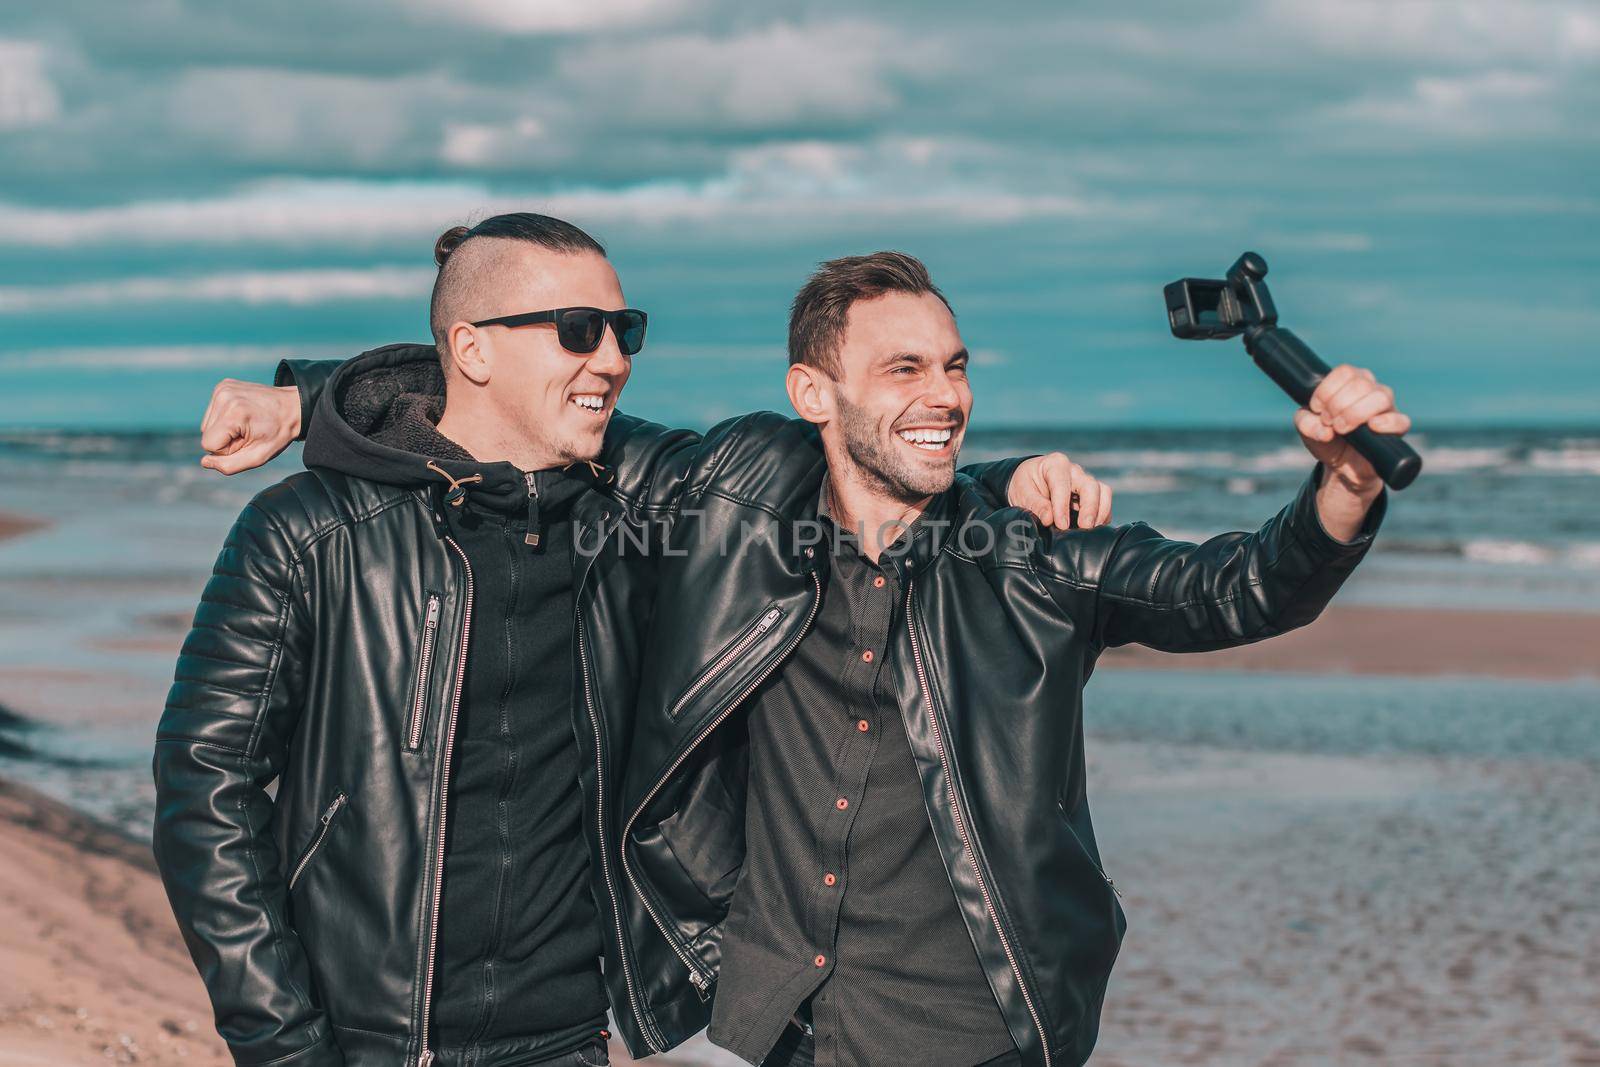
[415,537,473,1067]
[288,792,346,890]
[524,471,542,547]
[576,604,662,1055]
[905,579,1053,1067]
[623,571,822,1006]
[1058,799,1123,900]
[669,607,783,719]
[406,594,442,750]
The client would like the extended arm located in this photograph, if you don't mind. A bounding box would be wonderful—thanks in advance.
[1039,361,1401,651]
[1084,459,1386,652]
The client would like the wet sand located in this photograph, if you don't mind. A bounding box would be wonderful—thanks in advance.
[1100,604,1599,680]
[0,511,50,544]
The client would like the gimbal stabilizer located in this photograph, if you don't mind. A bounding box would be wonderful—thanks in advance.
[1164,252,1422,490]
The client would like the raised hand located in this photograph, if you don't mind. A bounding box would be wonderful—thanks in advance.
[1294,364,1411,494]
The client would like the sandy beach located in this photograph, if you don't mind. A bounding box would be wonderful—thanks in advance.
[0,512,49,545]
[1099,603,1600,681]
[0,777,227,1066]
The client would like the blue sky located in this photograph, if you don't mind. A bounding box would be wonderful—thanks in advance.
[0,1,1595,430]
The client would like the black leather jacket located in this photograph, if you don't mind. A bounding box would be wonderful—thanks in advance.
[600,414,1387,1066]
[151,347,704,1067]
[153,346,1022,1066]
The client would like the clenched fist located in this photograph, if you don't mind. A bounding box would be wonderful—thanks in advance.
[199,379,302,475]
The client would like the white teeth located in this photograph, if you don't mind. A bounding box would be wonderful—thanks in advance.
[571,394,605,411]
[897,427,953,448]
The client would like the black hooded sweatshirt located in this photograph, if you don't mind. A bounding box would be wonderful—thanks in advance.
[303,356,609,1063]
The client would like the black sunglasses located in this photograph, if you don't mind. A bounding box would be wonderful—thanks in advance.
[470,306,648,356]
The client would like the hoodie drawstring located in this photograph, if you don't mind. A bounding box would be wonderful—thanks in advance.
[426,460,484,507]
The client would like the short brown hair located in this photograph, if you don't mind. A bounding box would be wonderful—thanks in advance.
[788,251,952,377]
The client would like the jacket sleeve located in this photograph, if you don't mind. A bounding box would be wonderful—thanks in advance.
[152,497,345,1067]
[600,411,707,518]
[1077,461,1387,653]
[957,455,1033,508]
[274,359,344,443]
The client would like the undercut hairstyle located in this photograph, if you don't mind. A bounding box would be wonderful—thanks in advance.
[429,212,607,353]
[788,250,952,378]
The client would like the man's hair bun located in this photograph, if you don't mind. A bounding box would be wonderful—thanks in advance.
[434,225,473,267]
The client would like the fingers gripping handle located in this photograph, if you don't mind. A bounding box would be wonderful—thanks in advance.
[1245,325,1423,491]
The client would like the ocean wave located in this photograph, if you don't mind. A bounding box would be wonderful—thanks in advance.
[1527,445,1600,476]
[1391,538,1600,569]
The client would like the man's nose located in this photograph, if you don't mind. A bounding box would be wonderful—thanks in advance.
[585,330,629,375]
[923,367,961,409]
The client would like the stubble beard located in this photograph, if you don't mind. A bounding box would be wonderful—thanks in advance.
[835,392,958,504]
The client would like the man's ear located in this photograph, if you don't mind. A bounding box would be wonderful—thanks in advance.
[786,363,832,426]
[446,322,492,385]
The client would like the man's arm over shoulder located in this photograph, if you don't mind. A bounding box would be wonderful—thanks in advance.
[603,409,821,518]
[152,485,344,1066]
[1034,461,1387,653]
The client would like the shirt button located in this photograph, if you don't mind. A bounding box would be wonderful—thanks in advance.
[872,575,885,588]
[835,797,849,810]
[861,649,874,663]
[823,872,837,886]
[814,954,827,968]
[857,719,870,732]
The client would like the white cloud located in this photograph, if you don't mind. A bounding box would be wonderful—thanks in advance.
[0,267,432,312]
[1263,0,1600,65]
[165,67,483,165]
[0,40,61,130]
[399,0,697,34]
[440,116,547,166]
[0,179,488,247]
[0,156,1116,251]
[552,21,934,131]
[1320,70,1561,139]
[0,344,345,370]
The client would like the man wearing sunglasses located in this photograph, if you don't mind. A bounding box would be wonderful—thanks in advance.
[157,214,1096,1067]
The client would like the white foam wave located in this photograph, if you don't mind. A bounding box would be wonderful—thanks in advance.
[1106,472,1183,493]
[1458,539,1600,569]
[1527,446,1600,476]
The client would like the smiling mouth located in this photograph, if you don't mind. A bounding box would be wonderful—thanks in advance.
[895,426,956,452]
[569,393,609,417]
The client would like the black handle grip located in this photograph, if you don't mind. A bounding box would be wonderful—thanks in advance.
[1244,325,1422,491]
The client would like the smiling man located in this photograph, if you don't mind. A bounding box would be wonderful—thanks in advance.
[161,220,1098,1067]
[609,251,1400,1067]
[154,214,652,1067]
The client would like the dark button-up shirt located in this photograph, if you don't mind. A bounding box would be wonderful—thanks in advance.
[708,490,1017,1067]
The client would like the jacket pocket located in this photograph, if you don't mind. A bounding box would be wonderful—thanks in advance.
[405,592,442,751]
[1057,796,1123,902]
[668,605,784,719]
[289,791,348,890]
